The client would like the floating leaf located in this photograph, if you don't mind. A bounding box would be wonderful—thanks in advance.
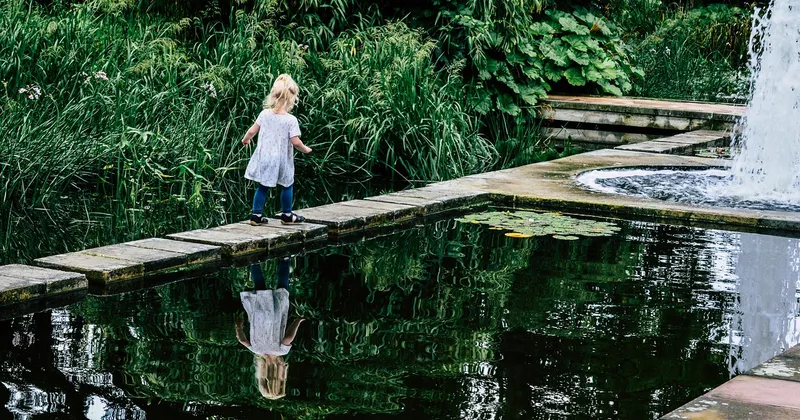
[553,235,580,241]
[506,232,534,238]
[457,210,621,240]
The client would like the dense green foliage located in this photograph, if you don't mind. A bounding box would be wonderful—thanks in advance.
[0,0,754,263]
[606,1,754,102]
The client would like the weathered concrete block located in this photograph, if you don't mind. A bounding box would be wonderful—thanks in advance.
[35,253,145,284]
[0,265,87,305]
[126,238,221,265]
[748,351,800,383]
[34,238,220,284]
[295,200,415,234]
[167,221,327,257]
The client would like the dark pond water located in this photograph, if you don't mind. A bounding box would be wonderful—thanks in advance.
[2,217,799,419]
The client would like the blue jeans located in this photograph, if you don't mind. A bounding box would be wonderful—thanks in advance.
[252,184,293,215]
[249,259,290,290]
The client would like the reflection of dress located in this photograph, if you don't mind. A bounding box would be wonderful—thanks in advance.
[240,289,292,356]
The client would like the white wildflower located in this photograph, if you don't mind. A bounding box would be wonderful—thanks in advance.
[201,81,217,98]
[93,71,108,81]
[665,47,671,56]
[18,84,41,100]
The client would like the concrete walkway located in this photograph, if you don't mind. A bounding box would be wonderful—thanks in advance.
[663,344,800,419]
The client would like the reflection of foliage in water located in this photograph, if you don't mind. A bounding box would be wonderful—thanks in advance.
[458,210,621,240]
[11,218,742,419]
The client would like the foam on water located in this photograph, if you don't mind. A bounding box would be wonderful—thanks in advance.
[576,168,800,212]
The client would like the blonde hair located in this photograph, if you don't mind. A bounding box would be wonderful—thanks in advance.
[255,354,288,400]
[263,74,299,112]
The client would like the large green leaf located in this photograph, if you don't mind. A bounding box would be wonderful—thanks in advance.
[519,84,546,105]
[567,49,591,66]
[564,67,586,86]
[558,15,591,35]
[496,94,521,116]
[544,62,563,82]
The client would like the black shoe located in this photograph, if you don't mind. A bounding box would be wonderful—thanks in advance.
[249,214,269,226]
[280,212,306,224]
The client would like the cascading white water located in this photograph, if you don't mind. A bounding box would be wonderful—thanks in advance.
[730,0,800,200]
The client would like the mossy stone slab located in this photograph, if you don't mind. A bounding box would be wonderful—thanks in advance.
[0,264,87,306]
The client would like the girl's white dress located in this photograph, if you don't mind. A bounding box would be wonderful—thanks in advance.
[244,109,302,188]
[240,289,292,356]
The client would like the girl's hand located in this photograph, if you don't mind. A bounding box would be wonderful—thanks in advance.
[242,138,251,146]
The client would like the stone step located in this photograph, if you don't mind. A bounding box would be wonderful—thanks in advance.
[0,264,87,306]
[34,239,221,284]
[615,130,728,154]
[294,200,416,234]
[365,186,488,216]
[167,221,326,258]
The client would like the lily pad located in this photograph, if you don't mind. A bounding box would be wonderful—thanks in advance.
[505,232,534,238]
[457,210,620,240]
[552,235,580,241]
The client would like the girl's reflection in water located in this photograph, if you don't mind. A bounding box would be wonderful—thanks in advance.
[235,257,305,400]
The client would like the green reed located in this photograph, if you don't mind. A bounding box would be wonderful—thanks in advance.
[0,1,511,263]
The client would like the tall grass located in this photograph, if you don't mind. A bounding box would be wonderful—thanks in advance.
[0,1,507,263]
[604,1,752,102]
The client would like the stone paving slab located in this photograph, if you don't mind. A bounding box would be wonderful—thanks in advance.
[545,95,744,119]
[35,253,143,284]
[663,345,800,419]
[616,130,727,154]
[438,148,800,233]
[0,265,87,305]
[295,200,416,234]
[35,239,221,284]
[168,221,326,257]
[662,394,800,419]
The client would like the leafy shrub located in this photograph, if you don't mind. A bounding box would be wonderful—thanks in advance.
[438,6,642,116]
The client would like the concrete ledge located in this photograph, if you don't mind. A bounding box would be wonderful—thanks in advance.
[663,344,800,418]
[0,265,87,306]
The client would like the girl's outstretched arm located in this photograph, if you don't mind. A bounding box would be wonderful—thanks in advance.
[241,123,260,145]
[235,318,251,348]
[290,136,312,153]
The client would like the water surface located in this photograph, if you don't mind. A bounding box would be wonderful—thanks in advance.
[2,217,799,419]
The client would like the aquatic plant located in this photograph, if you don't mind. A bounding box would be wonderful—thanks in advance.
[457,210,621,240]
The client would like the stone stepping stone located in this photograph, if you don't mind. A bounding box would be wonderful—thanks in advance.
[35,239,221,284]
[294,200,416,234]
[365,186,488,215]
[0,264,87,306]
[167,221,326,258]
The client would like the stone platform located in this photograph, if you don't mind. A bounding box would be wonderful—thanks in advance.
[663,345,800,419]
[34,238,220,284]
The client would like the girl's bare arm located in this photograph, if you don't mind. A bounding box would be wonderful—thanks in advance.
[290,136,312,153]
[241,123,260,145]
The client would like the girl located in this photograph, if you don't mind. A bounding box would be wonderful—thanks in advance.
[242,74,312,226]
[236,260,305,400]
